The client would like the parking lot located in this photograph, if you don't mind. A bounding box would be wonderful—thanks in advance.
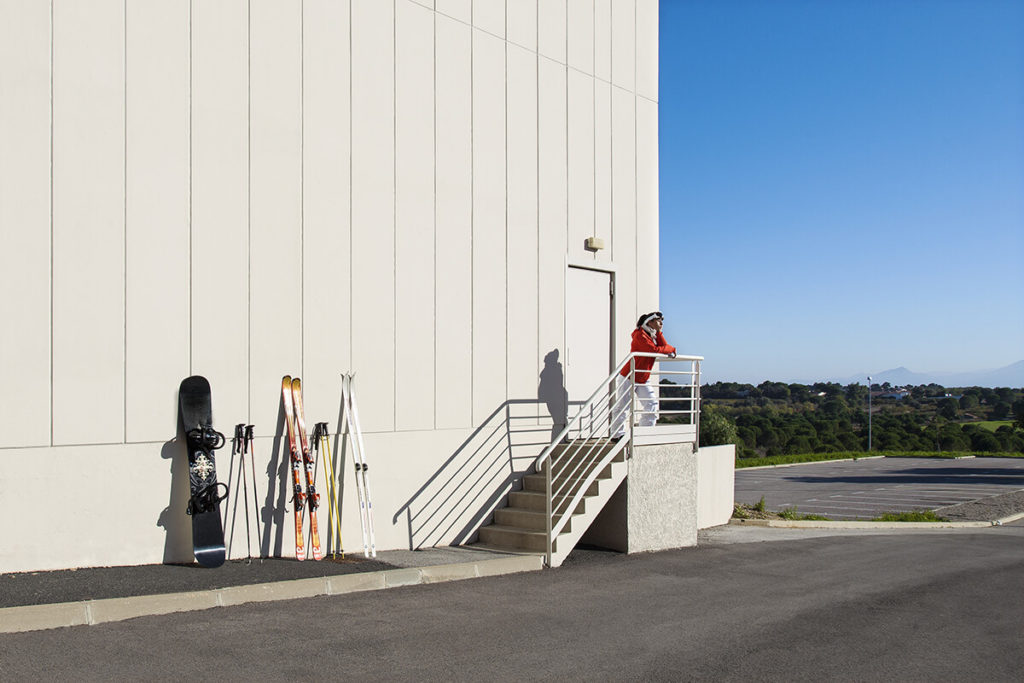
[735,456,1024,519]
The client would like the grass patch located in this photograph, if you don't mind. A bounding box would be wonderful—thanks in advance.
[973,420,1014,432]
[732,501,831,521]
[735,450,1024,468]
[871,509,949,523]
[777,506,830,521]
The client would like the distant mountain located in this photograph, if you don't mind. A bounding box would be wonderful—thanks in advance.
[834,360,1024,388]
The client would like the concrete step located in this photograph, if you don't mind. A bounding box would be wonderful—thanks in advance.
[550,458,615,482]
[547,440,624,466]
[494,507,576,533]
[522,473,603,495]
[549,436,618,453]
[477,525,555,554]
[508,490,586,515]
[523,465,611,493]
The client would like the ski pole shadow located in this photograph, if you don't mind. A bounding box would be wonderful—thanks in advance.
[157,422,194,564]
[260,396,289,559]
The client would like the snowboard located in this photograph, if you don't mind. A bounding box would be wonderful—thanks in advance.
[179,375,228,568]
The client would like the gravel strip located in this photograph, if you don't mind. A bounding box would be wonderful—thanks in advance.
[935,490,1024,522]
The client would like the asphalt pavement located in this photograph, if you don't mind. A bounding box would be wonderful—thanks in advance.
[735,456,1024,519]
[1,523,1022,681]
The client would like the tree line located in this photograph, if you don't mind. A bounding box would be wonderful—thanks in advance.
[661,380,1024,458]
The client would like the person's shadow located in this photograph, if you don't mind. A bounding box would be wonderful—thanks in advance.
[538,349,568,441]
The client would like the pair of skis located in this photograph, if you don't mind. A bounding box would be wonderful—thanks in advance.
[282,376,322,561]
[340,373,376,558]
[231,424,262,562]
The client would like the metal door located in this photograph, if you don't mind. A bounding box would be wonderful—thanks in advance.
[565,267,613,403]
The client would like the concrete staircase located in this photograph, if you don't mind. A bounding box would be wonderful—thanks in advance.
[475,436,628,567]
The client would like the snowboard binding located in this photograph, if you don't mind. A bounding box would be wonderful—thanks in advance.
[186,481,229,516]
[185,425,229,516]
[186,425,226,451]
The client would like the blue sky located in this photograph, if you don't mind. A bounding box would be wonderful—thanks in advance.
[658,0,1024,384]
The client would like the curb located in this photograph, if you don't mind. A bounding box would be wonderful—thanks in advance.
[738,455,886,470]
[0,554,543,635]
[729,510,1024,530]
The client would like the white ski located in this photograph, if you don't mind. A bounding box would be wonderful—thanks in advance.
[342,373,376,558]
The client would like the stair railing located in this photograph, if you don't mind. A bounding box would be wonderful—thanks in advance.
[536,352,703,566]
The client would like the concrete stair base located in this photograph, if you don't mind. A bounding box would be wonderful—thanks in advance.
[472,436,628,566]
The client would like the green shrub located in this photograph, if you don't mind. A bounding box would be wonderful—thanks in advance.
[734,450,1024,469]
[872,510,949,522]
[777,506,830,521]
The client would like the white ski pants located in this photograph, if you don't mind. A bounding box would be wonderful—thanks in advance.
[611,375,659,436]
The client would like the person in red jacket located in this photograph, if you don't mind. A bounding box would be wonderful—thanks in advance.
[612,311,676,436]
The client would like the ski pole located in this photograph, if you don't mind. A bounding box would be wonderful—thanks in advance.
[244,424,263,561]
[316,422,344,559]
[234,423,252,563]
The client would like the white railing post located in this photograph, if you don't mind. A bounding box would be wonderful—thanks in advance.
[694,359,701,448]
[629,357,636,454]
[544,457,553,567]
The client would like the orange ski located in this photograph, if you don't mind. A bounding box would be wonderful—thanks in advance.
[282,376,306,560]
[291,378,322,560]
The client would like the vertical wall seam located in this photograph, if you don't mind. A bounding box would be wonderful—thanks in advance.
[393,0,397,429]
[300,0,305,382]
[593,0,597,262]
[501,37,505,403]
[626,3,634,315]
[247,0,253,420]
[469,20,475,427]
[564,0,570,264]
[187,0,193,375]
[348,0,353,374]
[535,0,540,420]
[432,7,438,430]
[49,0,54,447]
[123,0,128,444]
[608,0,614,263]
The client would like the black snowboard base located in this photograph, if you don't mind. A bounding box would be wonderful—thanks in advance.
[179,375,227,569]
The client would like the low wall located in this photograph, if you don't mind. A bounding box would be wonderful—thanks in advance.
[581,442,698,553]
[696,444,735,529]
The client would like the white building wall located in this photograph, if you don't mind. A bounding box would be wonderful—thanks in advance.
[0,0,661,573]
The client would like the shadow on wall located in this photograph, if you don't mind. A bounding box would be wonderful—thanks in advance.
[539,349,569,441]
[393,349,569,550]
[158,429,193,564]
[262,398,290,559]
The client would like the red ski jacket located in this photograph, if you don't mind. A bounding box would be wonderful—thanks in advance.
[620,328,676,384]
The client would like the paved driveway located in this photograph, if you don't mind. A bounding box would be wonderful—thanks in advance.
[735,456,1024,519]
[2,526,1023,680]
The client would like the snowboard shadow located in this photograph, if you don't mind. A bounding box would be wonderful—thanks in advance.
[158,429,194,564]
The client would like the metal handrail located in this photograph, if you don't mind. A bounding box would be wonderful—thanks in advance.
[535,352,703,566]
